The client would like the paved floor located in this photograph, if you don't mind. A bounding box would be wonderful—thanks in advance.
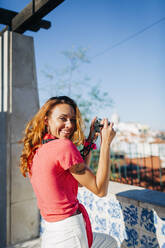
[7,233,118,248]
[7,238,41,248]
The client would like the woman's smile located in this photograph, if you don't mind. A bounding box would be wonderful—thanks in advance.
[47,104,76,139]
[60,129,72,137]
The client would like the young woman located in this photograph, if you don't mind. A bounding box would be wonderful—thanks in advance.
[19,96,116,248]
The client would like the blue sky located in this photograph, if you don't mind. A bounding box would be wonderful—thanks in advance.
[1,0,165,130]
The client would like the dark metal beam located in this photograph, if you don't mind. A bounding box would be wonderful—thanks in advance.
[0,8,17,26]
[0,8,51,32]
[11,0,64,33]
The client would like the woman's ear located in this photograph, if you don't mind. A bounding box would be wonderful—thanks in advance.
[44,117,51,134]
[44,117,48,133]
[44,117,48,125]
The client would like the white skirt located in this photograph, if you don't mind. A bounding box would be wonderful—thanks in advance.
[41,213,118,248]
[41,213,89,248]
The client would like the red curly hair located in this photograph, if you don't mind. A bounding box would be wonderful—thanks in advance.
[19,96,85,177]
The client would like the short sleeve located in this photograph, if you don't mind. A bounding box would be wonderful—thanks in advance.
[56,139,84,170]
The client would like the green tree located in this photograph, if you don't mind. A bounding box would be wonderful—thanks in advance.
[40,47,114,126]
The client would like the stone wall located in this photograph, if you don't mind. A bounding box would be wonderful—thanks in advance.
[0,31,40,246]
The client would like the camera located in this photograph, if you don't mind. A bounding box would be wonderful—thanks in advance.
[93,118,111,133]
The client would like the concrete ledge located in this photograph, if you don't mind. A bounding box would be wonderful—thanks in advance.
[108,181,165,208]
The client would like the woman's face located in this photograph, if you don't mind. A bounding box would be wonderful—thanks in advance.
[47,103,76,139]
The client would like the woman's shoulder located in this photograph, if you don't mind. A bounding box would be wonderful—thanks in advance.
[45,138,75,149]
[55,138,76,148]
[38,139,78,156]
[34,139,76,160]
[42,139,80,163]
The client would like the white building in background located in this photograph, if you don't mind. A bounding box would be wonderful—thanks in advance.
[111,112,120,126]
[110,113,165,167]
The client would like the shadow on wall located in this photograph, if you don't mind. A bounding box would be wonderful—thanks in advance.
[0,112,7,247]
[116,189,165,248]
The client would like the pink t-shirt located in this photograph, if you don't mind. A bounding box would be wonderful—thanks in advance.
[29,138,84,222]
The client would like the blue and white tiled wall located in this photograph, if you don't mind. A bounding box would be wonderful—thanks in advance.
[40,183,165,248]
[77,185,165,248]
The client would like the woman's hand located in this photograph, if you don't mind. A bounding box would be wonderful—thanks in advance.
[101,118,116,145]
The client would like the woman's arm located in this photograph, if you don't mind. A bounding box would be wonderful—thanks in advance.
[78,117,96,187]
[70,119,116,197]
[77,151,91,187]
[83,116,98,167]
[84,150,92,167]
